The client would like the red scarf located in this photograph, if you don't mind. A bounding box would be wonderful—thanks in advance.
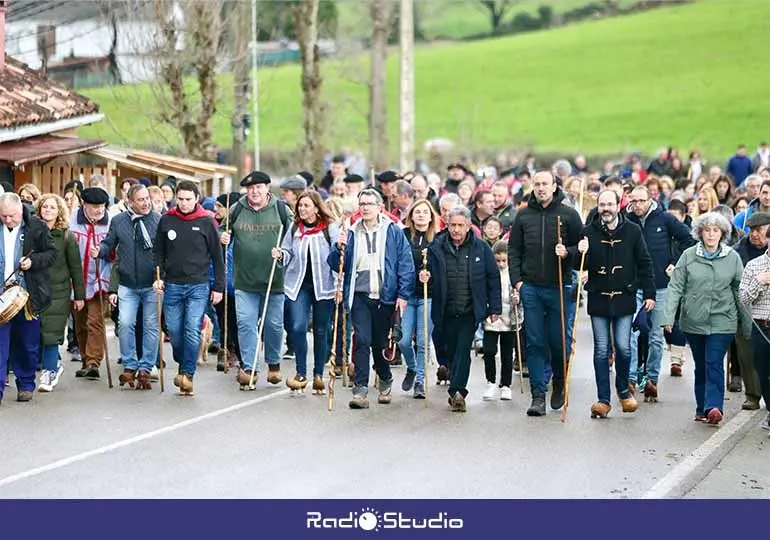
[297,220,327,240]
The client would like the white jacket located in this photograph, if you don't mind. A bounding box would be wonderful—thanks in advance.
[484,268,523,332]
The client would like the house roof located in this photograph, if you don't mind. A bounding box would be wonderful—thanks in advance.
[0,134,107,166]
[0,55,100,130]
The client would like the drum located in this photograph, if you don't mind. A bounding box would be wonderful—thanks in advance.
[0,285,29,325]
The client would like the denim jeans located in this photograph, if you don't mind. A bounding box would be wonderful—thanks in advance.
[591,315,633,404]
[118,285,159,373]
[163,282,210,377]
[629,288,667,384]
[288,285,333,378]
[520,283,576,395]
[41,345,61,372]
[207,302,221,345]
[235,290,284,372]
[684,332,733,416]
[398,297,433,385]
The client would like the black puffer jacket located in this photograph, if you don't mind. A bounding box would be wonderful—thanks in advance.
[507,188,583,287]
[17,205,57,315]
[403,229,432,299]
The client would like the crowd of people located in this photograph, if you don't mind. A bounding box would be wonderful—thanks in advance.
[1,142,769,430]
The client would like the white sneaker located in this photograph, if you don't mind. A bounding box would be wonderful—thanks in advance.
[150,366,159,381]
[482,382,497,401]
[500,386,512,401]
[50,365,64,388]
[38,370,54,392]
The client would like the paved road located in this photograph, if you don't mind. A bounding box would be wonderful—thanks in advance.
[0,309,748,498]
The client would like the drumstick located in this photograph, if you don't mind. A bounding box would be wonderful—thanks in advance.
[2,251,35,289]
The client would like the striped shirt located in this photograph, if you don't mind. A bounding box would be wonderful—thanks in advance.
[739,251,770,321]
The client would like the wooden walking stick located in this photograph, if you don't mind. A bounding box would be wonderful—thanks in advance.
[92,234,113,389]
[248,224,284,390]
[562,250,587,423]
[155,266,165,393]
[422,248,429,404]
[556,216,567,410]
[513,297,525,394]
[222,194,232,374]
[328,241,346,411]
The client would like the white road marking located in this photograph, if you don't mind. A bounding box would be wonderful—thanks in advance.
[0,389,290,488]
[642,409,763,499]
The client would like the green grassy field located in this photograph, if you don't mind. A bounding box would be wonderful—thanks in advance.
[79,0,769,163]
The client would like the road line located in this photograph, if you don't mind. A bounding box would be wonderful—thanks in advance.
[0,389,290,489]
[642,409,764,499]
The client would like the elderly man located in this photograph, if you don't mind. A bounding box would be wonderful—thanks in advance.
[391,180,414,223]
[739,223,770,430]
[70,187,114,380]
[735,179,770,234]
[279,174,307,211]
[508,171,583,416]
[328,188,414,409]
[733,212,770,410]
[221,171,293,389]
[0,194,57,403]
[429,206,501,412]
[96,184,161,390]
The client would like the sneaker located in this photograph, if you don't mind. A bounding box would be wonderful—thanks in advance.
[38,370,53,392]
[482,382,497,401]
[500,386,512,401]
[69,347,81,362]
[150,366,160,381]
[17,390,33,402]
[50,365,64,388]
[349,387,370,409]
[378,378,393,404]
[413,381,425,399]
[282,347,295,360]
[401,369,416,392]
[527,394,547,417]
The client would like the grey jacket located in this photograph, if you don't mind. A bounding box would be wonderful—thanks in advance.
[279,222,340,302]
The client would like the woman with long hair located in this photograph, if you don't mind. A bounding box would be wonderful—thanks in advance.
[397,199,440,398]
[696,187,719,216]
[34,194,86,392]
[713,175,735,206]
[272,190,339,394]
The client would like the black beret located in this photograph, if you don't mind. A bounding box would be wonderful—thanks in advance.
[447,162,470,174]
[298,171,314,186]
[376,170,400,184]
[746,212,770,228]
[216,192,241,208]
[81,187,111,206]
[240,170,271,187]
[343,174,364,184]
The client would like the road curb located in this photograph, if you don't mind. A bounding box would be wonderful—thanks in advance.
[642,409,765,499]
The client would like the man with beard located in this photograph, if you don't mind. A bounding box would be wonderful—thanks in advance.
[577,190,655,418]
[508,171,583,416]
[442,163,471,196]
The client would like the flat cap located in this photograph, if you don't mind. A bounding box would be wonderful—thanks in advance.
[746,212,770,228]
[280,175,308,191]
[343,174,365,184]
[240,170,271,187]
[81,187,111,206]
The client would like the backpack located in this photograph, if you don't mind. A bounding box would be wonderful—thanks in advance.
[228,198,290,231]
[290,222,332,246]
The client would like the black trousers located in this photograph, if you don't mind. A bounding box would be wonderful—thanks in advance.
[482,330,520,387]
[441,312,476,398]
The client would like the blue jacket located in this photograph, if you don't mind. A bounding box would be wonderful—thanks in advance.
[327,216,414,310]
[209,243,234,296]
[734,197,761,234]
[725,155,754,187]
[626,202,695,289]
[429,231,502,327]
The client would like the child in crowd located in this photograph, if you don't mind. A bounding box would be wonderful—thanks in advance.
[482,216,504,248]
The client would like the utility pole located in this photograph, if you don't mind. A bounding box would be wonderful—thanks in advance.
[231,0,250,180]
[251,0,261,170]
[399,0,415,172]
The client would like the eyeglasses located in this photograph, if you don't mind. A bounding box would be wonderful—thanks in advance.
[359,202,379,207]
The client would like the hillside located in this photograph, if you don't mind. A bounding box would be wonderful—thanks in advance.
[78,0,769,162]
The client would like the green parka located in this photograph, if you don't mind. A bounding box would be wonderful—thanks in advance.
[40,229,86,346]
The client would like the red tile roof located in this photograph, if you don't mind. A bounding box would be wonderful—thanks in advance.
[0,55,100,129]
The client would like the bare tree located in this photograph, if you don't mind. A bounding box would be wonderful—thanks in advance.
[369,0,395,171]
[475,0,518,33]
[292,0,325,178]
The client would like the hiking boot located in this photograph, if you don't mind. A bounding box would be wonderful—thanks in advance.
[550,380,565,410]
[527,393,547,416]
[83,365,100,380]
[707,408,723,425]
[728,375,742,393]
[119,369,136,388]
[742,397,761,411]
[17,390,33,402]
[401,369,416,392]
[135,370,152,390]
[267,364,282,385]
[628,381,637,397]
[620,394,638,413]
[436,365,450,385]
[349,386,369,409]
[449,392,466,412]
[75,366,90,378]
[643,380,658,402]
[378,378,393,404]
[312,375,325,395]
[413,381,425,399]
[590,401,611,419]
[237,368,258,390]
[173,373,194,395]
